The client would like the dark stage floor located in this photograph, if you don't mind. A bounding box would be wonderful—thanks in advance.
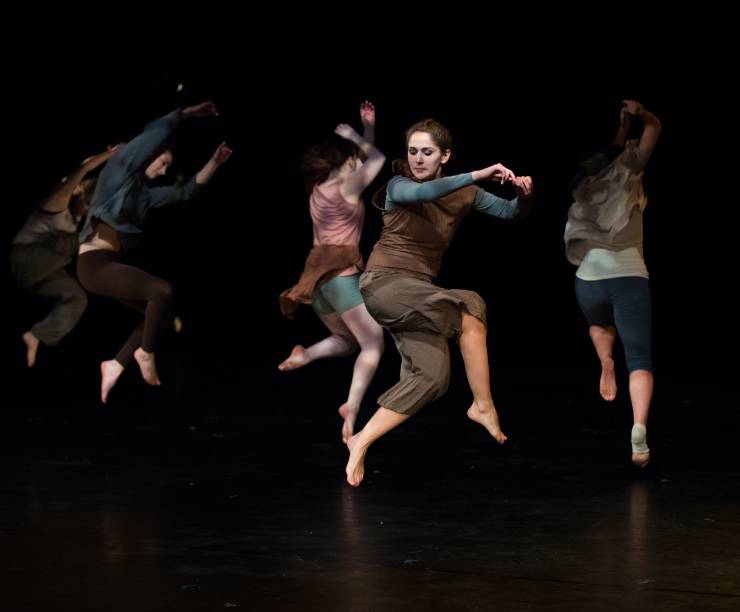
[1,369,737,611]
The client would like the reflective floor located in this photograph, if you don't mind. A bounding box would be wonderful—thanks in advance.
[2,370,738,611]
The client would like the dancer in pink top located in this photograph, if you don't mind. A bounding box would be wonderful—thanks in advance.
[279,102,386,444]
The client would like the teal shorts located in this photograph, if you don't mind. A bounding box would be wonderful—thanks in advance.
[311,274,364,316]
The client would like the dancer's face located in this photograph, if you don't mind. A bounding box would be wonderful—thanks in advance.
[407,131,450,181]
[144,151,173,179]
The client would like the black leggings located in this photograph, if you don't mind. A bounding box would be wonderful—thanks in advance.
[77,250,173,367]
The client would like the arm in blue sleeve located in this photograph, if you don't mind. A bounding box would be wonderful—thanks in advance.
[116,109,182,174]
[473,188,532,220]
[385,173,475,209]
[148,176,203,208]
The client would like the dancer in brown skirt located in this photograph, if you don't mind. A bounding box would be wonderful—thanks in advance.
[346,118,534,486]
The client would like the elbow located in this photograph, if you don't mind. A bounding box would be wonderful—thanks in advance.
[369,151,386,166]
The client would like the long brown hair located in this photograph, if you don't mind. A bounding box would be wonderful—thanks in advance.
[301,137,358,192]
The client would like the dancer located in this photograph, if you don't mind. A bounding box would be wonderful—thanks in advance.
[11,145,120,367]
[279,101,386,443]
[346,118,534,486]
[564,99,662,467]
[77,102,232,403]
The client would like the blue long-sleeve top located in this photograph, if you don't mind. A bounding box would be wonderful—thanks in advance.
[386,174,527,220]
[79,109,202,243]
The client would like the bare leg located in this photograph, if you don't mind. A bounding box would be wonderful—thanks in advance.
[101,359,125,404]
[629,369,653,467]
[278,312,357,371]
[22,331,40,368]
[278,307,383,443]
[346,407,408,487]
[589,325,618,401]
[337,304,384,444]
[458,311,506,444]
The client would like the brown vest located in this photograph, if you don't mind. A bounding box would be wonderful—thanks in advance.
[366,181,479,278]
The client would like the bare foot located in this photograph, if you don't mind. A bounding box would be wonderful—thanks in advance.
[101,360,124,404]
[134,348,161,386]
[467,401,507,444]
[345,434,368,487]
[339,403,358,445]
[632,451,650,468]
[22,331,40,368]
[278,345,307,371]
[600,357,617,401]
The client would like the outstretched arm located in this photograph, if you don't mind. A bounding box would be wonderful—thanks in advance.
[39,144,123,213]
[148,142,233,209]
[181,101,219,120]
[386,162,515,207]
[114,101,219,176]
[196,142,233,185]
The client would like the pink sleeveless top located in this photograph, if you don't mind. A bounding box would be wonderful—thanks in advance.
[310,179,365,276]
